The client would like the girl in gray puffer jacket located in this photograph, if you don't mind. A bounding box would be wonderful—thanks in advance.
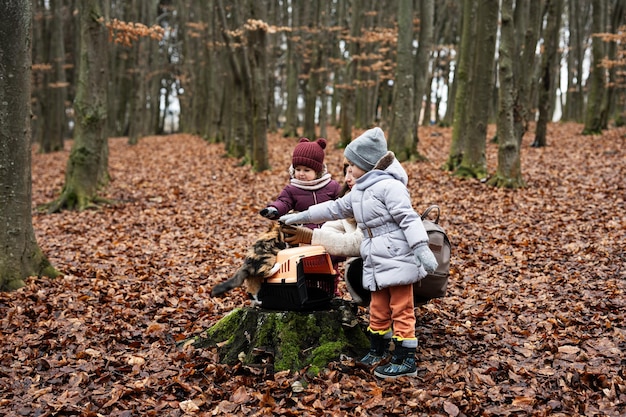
[280,127,438,379]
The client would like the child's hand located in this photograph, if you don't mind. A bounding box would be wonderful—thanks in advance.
[414,244,438,273]
[259,207,279,219]
[279,211,311,225]
[281,224,313,245]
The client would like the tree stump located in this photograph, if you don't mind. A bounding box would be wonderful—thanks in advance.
[183,299,369,375]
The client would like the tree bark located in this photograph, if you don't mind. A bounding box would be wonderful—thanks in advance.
[563,0,589,123]
[217,0,248,158]
[31,0,46,147]
[440,1,464,127]
[282,0,302,138]
[40,0,68,153]
[446,0,475,171]
[247,0,271,172]
[302,0,320,141]
[128,0,158,145]
[600,0,625,128]
[534,0,563,146]
[389,0,417,161]
[107,1,133,137]
[455,0,497,179]
[339,0,362,148]
[415,0,434,129]
[582,0,606,135]
[514,0,541,144]
[48,0,110,212]
[488,0,525,189]
[0,0,60,291]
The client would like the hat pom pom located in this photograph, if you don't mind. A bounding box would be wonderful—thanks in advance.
[316,138,327,150]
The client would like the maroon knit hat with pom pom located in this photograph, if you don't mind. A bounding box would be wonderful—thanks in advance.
[292,137,327,173]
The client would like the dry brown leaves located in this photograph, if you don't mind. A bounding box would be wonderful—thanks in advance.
[1,123,624,416]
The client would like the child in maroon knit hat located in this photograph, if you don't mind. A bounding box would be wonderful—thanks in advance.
[260,137,340,225]
[260,137,342,295]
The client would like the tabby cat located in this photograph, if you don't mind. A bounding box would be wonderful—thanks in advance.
[211,222,287,302]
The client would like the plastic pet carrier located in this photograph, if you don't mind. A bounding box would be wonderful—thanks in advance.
[257,245,336,311]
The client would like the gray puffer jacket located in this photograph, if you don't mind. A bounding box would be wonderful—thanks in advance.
[307,152,429,291]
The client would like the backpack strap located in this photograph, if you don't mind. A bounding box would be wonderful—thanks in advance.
[420,205,440,224]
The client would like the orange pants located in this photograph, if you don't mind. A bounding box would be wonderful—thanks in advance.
[369,283,415,340]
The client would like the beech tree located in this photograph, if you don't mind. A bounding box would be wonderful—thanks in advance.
[216,0,271,171]
[301,0,323,141]
[414,0,434,129]
[448,0,498,179]
[488,0,524,189]
[514,0,542,144]
[37,0,68,153]
[338,0,363,148]
[488,1,542,188]
[446,0,475,171]
[594,1,626,125]
[582,0,607,135]
[281,0,303,138]
[0,0,59,291]
[47,0,110,212]
[562,0,592,122]
[599,0,625,128]
[388,0,417,161]
[127,0,160,145]
[534,0,563,147]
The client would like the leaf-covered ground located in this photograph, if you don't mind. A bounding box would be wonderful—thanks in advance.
[1,123,625,416]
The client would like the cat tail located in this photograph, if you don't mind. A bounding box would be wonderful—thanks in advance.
[211,268,249,297]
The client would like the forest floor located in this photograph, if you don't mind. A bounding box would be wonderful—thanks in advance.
[1,123,625,416]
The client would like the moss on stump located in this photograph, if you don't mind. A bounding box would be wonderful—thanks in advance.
[184,299,369,375]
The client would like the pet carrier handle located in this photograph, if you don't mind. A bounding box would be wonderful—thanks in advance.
[421,205,440,224]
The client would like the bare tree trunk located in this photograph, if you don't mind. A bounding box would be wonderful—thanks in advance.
[514,0,542,144]
[248,0,271,172]
[266,0,279,133]
[302,1,320,140]
[217,0,248,158]
[453,0,497,180]
[389,0,417,161]
[582,0,606,135]
[177,0,215,137]
[282,0,302,138]
[0,0,59,291]
[414,0,434,130]
[339,0,362,147]
[48,0,110,212]
[217,0,269,171]
[318,1,333,139]
[328,0,347,128]
[355,3,388,129]
[600,0,625,128]
[488,0,525,189]
[534,0,563,146]
[128,0,158,145]
[40,0,68,153]
[204,0,223,142]
[107,1,132,136]
[446,0,475,171]
[441,1,464,127]
[31,0,46,147]
[563,0,589,122]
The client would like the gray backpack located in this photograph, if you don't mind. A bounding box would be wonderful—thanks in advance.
[345,205,452,306]
[414,205,451,304]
